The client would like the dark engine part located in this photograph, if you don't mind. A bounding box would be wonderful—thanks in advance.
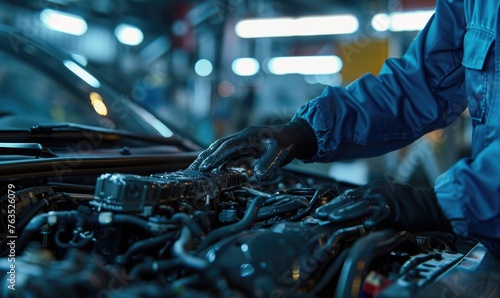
[92,168,247,214]
[6,164,491,298]
[201,220,365,294]
[378,248,464,297]
[1,247,119,298]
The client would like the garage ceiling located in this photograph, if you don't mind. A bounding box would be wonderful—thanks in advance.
[1,0,433,26]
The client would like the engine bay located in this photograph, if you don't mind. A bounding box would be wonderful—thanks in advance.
[0,162,487,297]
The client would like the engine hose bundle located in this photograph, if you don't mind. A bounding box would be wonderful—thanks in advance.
[288,183,339,221]
[195,195,266,253]
[256,196,309,221]
[112,214,157,234]
[309,249,349,296]
[278,188,316,196]
[116,231,178,265]
[173,226,209,271]
[16,193,83,231]
[16,211,79,254]
[335,229,409,298]
[54,228,94,248]
[305,225,365,275]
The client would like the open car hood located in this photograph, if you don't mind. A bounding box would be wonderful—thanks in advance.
[1,155,499,298]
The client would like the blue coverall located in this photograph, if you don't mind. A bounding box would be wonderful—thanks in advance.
[293,0,500,255]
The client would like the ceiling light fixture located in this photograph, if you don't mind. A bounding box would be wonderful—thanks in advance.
[268,55,343,75]
[194,59,213,77]
[115,24,144,46]
[235,14,359,38]
[232,58,260,76]
[372,10,434,32]
[40,9,88,36]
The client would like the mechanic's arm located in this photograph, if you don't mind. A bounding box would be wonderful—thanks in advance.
[296,0,500,255]
[319,140,500,256]
[191,1,466,179]
[295,0,467,162]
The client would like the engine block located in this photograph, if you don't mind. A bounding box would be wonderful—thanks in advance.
[92,168,247,213]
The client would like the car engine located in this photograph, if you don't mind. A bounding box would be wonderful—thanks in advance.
[0,164,473,297]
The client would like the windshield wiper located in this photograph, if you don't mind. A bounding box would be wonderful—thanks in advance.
[0,143,57,158]
[32,122,193,149]
[0,122,190,149]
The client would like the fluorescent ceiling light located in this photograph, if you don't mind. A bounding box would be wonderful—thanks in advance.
[40,9,88,36]
[372,10,434,32]
[63,60,101,88]
[232,58,260,76]
[115,24,144,46]
[371,13,391,32]
[235,14,358,38]
[268,55,342,75]
[194,59,213,77]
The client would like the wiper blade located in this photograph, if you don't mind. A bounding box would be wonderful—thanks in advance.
[0,143,57,158]
[31,122,152,137]
[27,122,182,146]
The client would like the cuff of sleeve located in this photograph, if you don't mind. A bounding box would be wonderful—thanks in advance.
[289,117,318,160]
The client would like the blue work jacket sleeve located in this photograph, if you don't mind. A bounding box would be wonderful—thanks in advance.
[435,140,500,255]
[294,0,500,255]
[293,1,467,162]
[295,1,500,254]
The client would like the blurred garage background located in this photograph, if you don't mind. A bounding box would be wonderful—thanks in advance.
[0,0,470,186]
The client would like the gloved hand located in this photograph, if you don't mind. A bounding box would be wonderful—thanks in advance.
[189,118,317,180]
[315,180,452,233]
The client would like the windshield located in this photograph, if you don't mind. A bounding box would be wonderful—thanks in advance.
[0,50,100,126]
[0,46,172,137]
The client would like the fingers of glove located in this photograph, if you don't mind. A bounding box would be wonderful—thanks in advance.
[199,135,266,171]
[314,189,355,219]
[189,149,216,171]
[362,203,391,230]
[328,200,374,222]
[188,136,233,170]
[253,141,290,180]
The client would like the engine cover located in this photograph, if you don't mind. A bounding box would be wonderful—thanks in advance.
[92,168,247,213]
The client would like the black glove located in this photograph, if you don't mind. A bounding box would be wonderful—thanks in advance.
[315,180,452,233]
[189,118,317,180]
